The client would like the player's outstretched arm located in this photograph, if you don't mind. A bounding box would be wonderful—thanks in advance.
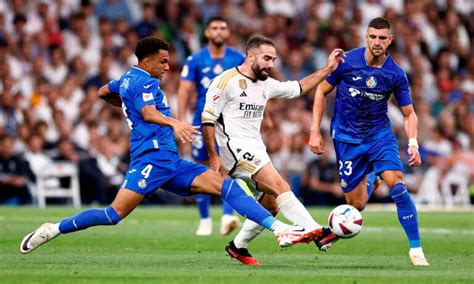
[309,80,334,154]
[400,104,422,167]
[140,105,199,144]
[98,85,122,107]
[298,49,345,95]
[177,80,194,121]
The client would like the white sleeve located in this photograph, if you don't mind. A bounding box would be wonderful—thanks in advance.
[201,79,228,125]
[267,78,301,99]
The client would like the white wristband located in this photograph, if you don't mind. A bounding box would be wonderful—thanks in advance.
[408,138,419,149]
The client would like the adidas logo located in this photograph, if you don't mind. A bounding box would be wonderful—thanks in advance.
[240,91,247,97]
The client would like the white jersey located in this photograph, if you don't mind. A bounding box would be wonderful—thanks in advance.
[202,67,301,174]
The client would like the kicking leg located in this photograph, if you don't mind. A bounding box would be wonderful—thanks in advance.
[254,163,321,230]
[191,170,319,247]
[20,188,143,254]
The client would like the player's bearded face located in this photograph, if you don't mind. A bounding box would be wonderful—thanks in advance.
[366,28,392,58]
[251,60,271,80]
[250,46,276,80]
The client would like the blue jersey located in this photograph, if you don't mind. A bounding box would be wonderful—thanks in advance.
[108,66,178,160]
[180,46,244,126]
[326,47,412,143]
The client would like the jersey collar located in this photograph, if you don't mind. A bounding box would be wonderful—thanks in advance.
[236,67,258,83]
[131,66,151,77]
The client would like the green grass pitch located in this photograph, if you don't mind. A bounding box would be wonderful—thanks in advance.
[1,206,473,283]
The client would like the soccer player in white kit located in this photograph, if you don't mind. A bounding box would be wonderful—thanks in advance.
[202,35,345,265]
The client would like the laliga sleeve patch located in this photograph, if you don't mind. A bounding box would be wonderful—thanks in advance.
[142,92,153,102]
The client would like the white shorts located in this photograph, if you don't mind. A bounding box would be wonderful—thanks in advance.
[220,140,270,199]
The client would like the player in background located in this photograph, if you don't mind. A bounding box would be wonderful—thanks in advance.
[202,35,345,266]
[178,16,244,236]
[309,17,429,266]
[19,36,323,255]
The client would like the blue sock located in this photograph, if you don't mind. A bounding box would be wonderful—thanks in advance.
[366,172,376,199]
[195,194,211,219]
[222,200,234,216]
[59,206,122,234]
[221,178,275,230]
[389,183,421,248]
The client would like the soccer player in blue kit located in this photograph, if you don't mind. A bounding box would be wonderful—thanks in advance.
[20,36,322,254]
[309,18,429,266]
[178,16,244,236]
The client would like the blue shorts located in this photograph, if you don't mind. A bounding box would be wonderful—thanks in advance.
[191,132,219,162]
[122,150,208,196]
[333,134,403,193]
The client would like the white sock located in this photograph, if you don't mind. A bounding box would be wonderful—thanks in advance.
[409,247,424,256]
[276,191,320,229]
[233,219,265,249]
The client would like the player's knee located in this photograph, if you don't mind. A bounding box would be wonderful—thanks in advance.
[384,171,404,188]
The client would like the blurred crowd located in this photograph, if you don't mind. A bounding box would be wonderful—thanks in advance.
[0,0,472,207]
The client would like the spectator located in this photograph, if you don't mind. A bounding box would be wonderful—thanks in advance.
[0,134,34,204]
[43,45,67,86]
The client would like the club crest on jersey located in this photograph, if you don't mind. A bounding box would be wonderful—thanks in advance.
[138,179,147,189]
[213,64,223,74]
[239,79,247,90]
[366,76,377,88]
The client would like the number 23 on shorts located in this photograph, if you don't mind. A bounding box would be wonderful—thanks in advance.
[339,160,353,176]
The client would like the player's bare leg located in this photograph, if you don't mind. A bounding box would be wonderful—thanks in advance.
[20,188,142,254]
[344,176,369,211]
[380,170,429,266]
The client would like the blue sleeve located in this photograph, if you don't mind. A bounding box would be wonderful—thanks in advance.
[180,55,197,81]
[393,73,412,106]
[108,78,120,94]
[132,78,159,112]
[326,61,346,87]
